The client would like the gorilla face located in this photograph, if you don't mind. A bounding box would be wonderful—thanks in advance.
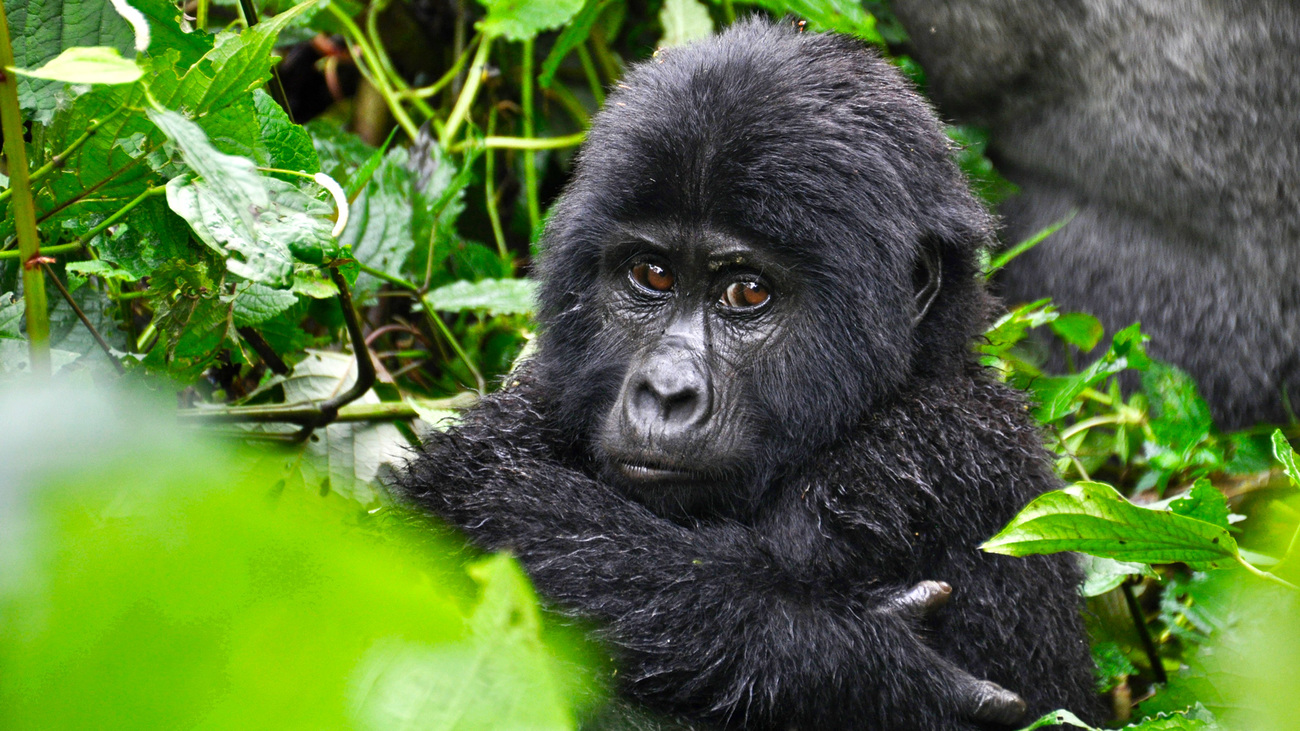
[534,22,993,518]
[592,223,797,515]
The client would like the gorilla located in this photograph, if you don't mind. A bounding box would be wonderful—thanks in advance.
[400,20,1098,731]
[889,0,1300,429]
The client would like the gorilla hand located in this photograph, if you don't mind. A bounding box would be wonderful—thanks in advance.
[887,580,1028,726]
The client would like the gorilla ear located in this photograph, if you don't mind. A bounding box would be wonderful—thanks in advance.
[912,245,943,325]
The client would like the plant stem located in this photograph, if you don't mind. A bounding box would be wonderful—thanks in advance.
[454,132,587,152]
[1234,554,1299,591]
[0,241,83,261]
[74,185,167,248]
[440,35,492,148]
[521,38,541,237]
[0,105,130,204]
[484,107,509,262]
[196,0,209,29]
[41,263,125,375]
[576,42,605,105]
[1121,581,1167,684]
[328,4,420,141]
[0,1,51,375]
[402,34,480,101]
[354,262,485,392]
[1059,413,1128,443]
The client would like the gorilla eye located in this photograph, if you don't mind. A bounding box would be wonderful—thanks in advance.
[721,281,770,309]
[630,261,675,292]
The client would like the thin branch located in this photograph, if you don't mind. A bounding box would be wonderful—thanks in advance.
[41,263,126,374]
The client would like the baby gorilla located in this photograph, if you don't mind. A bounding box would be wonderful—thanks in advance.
[401,19,1098,731]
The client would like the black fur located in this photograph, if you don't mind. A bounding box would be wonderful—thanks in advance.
[401,20,1098,730]
[890,0,1300,428]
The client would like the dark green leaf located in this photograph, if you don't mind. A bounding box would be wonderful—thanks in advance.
[1169,478,1232,531]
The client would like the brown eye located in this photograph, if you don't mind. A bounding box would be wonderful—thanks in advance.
[630,261,675,292]
[721,280,770,309]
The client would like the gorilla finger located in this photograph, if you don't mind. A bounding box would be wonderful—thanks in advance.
[887,580,952,618]
[965,680,1027,726]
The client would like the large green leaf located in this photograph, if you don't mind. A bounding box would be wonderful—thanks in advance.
[425,278,537,315]
[659,0,713,47]
[14,46,142,84]
[339,147,417,296]
[1273,430,1300,487]
[150,108,334,287]
[476,0,585,40]
[253,89,320,175]
[982,481,1240,569]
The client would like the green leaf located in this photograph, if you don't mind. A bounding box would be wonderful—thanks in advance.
[425,278,537,315]
[254,350,409,504]
[1168,478,1232,531]
[659,0,713,47]
[985,212,1074,278]
[0,291,25,339]
[232,281,300,326]
[5,0,136,118]
[539,0,610,87]
[1015,709,1095,731]
[150,108,334,286]
[1143,362,1214,454]
[982,481,1240,569]
[1080,554,1154,597]
[252,89,320,175]
[1050,312,1103,352]
[475,0,585,40]
[1031,357,1127,422]
[1272,430,1300,488]
[339,147,417,296]
[352,554,579,731]
[979,298,1056,358]
[741,0,881,42]
[15,46,142,84]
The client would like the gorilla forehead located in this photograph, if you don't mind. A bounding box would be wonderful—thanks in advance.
[565,19,954,267]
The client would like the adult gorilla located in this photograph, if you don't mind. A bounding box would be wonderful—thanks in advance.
[401,20,1098,731]
[889,0,1300,428]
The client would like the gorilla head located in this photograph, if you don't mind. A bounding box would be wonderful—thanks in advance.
[534,21,995,517]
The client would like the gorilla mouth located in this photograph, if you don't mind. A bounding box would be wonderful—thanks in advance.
[614,458,706,484]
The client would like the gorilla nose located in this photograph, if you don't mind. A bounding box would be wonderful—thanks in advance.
[628,356,711,432]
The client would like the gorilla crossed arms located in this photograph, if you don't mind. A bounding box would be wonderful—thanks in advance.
[400,20,1099,731]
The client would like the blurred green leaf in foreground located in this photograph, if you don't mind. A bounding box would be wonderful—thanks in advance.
[0,384,602,730]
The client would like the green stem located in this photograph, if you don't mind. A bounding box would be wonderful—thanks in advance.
[545,83,590,127]
[588,28,621,84]
[403,35,481,101]
[721,0,736,23]
[364,0,437,123]
[484,108,509,263]
[73,185,166,248]
[453,132,586,152]
[354,262,485,393]
[0,105,130,204]
[576,42,605,106]
[196,0,209,29]
[328,4,420,141]
[0,1,51,375]
[440,35,492,148]
[1235,554,1299,591]
[0,241,83,261]
[1059,413,1126,443]
[521,38,541,237]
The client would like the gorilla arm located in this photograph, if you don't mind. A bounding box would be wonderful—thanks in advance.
[400,385,1025,730]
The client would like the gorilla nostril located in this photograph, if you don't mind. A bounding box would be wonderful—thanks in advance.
[661,389,702,424]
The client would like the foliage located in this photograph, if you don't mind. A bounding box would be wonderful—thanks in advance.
[0,0,1296,729]
[0,384,603,730]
